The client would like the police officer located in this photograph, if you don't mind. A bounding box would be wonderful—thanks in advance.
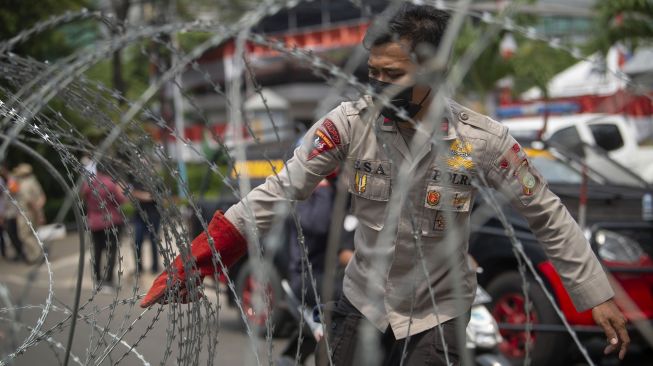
[141,3,629,365]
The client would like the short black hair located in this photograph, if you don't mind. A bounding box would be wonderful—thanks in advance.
[363,3,450,53]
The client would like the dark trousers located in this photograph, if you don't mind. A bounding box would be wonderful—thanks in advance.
[5,218,26,260]
[92,226,121,285]
[281,328,318,364]
[317,295,468,366]
[134,212,161,273]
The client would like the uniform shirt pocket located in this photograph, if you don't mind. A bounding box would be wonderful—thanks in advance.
[347,163,391,231]
[421,183,473,237]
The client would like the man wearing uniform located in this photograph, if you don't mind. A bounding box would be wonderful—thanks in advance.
[13,163,46,263]
[141,3,629,365]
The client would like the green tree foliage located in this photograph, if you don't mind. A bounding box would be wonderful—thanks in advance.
[0,0,90,60]
[593,0,653,52]
[453,18,576,102]
[509,37,576,95]
[453,21,512,100]
[0,0,102,222]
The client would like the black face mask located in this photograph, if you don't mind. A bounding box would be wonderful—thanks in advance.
[369,78,431,122]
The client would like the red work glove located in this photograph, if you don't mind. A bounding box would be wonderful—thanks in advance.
[140,211,247,308]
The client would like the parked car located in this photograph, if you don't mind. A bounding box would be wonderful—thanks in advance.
[502,114,653,182]
[469,142,653,365]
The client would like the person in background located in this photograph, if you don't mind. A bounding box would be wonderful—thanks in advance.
[337,207,357,293]
[80,158,126,292]
[131,176,161,274]
[1,165,26,262]
[12,163,46,264]
[277,175,336,366]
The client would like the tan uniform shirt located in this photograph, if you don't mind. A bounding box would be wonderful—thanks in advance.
[16,175,45,219]
[225,96,614,338]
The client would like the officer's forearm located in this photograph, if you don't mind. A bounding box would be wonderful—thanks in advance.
[522,188,614,311]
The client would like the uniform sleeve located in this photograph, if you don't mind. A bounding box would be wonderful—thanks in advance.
[225,105,350,237]
[485,128,614,312]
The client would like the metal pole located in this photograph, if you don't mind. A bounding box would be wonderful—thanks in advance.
[165,0,188,198]
[172,27,189,199]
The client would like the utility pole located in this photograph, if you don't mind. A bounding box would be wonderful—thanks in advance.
[151,0,188,198]
[160,0,188,198]
[171,3,189,199]
[110,0,130,105]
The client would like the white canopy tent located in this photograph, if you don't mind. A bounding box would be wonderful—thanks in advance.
[521,47,628,100]
[623,47,653,90]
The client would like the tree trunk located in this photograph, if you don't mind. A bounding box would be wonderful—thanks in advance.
[110,0,130,105]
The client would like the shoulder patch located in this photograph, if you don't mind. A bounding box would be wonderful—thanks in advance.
[448,100,504,137]
[307,118,342,160]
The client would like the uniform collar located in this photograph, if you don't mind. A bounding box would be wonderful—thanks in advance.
[376,100,458,141]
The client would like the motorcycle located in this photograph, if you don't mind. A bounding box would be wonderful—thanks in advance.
[278,279,510,366]
[467,286,512,366]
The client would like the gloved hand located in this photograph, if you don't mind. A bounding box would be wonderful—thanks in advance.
[140,211,247,308]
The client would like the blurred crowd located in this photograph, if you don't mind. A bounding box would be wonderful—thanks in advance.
[0,157,162,295]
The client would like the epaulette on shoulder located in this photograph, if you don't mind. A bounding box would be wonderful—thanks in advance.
[343,96,372,116]
[448,100,504,137]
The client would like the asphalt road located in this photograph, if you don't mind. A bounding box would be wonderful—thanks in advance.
[0,230,290,366]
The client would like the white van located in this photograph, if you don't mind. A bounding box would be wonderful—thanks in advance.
[502,114,653,182]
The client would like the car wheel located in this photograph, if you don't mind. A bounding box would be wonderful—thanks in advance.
[235,260,291,337]
[487,271,570,366]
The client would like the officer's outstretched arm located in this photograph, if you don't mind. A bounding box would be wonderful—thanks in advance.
[484,130,628,359]
[141,106,350,307]
[225,108,350,235]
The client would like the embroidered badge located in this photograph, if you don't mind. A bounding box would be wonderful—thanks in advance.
[498,143,526,171]
[522,172,536,196]
[426,190,441,206]
[441,119,449,133]
[424,184,471,211]
[433,212,446,231]
[514,159,527,177]
[321,118,341,145]
[447,139,474,171]
[514,159,538,196]
[451,191,472,211]
[306,119,341,161]
[354,171,368,194]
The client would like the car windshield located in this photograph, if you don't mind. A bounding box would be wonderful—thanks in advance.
[528,154,583,184]
[580,145,648,188]
[547,141,649,189]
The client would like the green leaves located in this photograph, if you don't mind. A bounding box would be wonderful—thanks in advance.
[592,0,653,53]
[509,38,576,95]
[0,0,90,60]
[452,19,576,100]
